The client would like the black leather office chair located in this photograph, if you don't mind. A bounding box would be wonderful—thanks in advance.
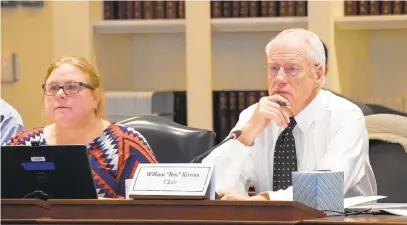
[366,104,407,117]
[369,140,407,203]
[118,115,216,163]
[365,113,407,202]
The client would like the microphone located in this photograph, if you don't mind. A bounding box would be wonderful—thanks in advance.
[190,130,242,163]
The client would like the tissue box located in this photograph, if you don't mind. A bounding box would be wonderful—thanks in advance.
[292,171,344,214]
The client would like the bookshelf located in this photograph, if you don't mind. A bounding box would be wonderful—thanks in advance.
[91,0,407,131]
[211,17,308,32]
[93,19,186,34]
[336,15,407,30]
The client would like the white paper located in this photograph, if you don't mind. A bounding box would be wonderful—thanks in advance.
[349,202,407,209]
[269,187,293,201]
[344,195,387,208]
[381,209,407,216]
[125,179,133,199]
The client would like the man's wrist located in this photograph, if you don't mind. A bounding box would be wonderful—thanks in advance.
[238,124,255,146]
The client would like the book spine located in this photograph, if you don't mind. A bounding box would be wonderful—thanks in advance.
[344,0,358,15]
[268,1,277,17]
[232,1,240,17]
[178,1,185,18]
[393,1,403,14]
[368,0,380,15]
[116,1,127,19]
[245,91,258,108]
[278,1,289,16]
[229,92,238,133]
[286,1,295,16]
[381,1,393,14]
[237,92,246,116]
[125,1,134,19]
[260,1,268,17]
[219,92,230,143]
[133,1,143,19]
[223,1,232,17]
[103,1,115,20]
[295,1,307,16]
[248,1,259,17]
[240,1,250,17]
[165,1,178,19]
[211,1,223,18]
[143,1,155,19]
[155,1,165,19]
[358,1,369,15]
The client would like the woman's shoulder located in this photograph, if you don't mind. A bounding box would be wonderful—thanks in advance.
[105,123,152,148]
[105,123,145,139]
[7,127,44,145]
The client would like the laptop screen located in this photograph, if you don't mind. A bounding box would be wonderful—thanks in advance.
[1,145,98,200]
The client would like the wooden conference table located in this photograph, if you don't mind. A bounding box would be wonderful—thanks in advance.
[2,199,407,225]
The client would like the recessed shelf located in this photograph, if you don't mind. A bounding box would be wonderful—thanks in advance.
[211,17,308,33]
[93,19,186,34]
[336,15,407,30]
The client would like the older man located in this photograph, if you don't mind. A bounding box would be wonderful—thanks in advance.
[202,28,377,201]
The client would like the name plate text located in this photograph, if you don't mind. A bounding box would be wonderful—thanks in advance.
[128,163,215,199]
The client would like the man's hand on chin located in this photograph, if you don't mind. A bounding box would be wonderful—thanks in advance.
[217,191,268,201]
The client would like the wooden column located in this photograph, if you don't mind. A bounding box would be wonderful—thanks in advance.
[307,1,343,94]
[185,1,213,130]
[52,1,99,64]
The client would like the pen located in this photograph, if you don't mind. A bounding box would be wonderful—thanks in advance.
[276,101,291,107]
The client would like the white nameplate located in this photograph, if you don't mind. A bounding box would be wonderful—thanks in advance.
[128,163,215,200]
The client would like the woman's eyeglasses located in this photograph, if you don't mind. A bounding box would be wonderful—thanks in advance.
[42,82,94,96]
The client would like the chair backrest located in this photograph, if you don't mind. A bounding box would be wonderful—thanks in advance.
[367,104,407,117]
[369,140,407,203]
[118,115,216,163]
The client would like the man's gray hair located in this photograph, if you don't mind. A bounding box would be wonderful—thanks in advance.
[265,28,326,74]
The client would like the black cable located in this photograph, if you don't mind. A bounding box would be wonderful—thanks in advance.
[322,208,373,217]
[23,190,51,201]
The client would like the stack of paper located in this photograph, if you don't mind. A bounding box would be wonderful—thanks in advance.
[346,196,407,216]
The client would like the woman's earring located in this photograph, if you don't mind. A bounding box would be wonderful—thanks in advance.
[41,110,49,125]
[41,110,45,120]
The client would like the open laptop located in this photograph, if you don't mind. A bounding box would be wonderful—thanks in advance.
[1,145,98,200]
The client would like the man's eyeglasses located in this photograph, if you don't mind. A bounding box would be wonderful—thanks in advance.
[42,82,94,96]
[265,64,302,77]
[265,63,320,78]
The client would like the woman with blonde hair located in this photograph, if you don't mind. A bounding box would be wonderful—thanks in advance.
[8,56,158,198]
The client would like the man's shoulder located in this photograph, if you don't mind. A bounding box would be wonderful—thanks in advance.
[323,90,363,114]
[0,99,23,125]
[323,90,373,116]
[321,91,365,128]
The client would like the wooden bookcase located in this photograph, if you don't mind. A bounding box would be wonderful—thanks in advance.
[92,1,407,130]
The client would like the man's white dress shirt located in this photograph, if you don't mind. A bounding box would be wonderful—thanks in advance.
[202,90,377,199]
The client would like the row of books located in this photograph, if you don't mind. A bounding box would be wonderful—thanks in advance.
[104,0,406,20]
[345,1,407,15]
[103,1,185,20]
[211,1,307,18]
[103,0,307,20]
